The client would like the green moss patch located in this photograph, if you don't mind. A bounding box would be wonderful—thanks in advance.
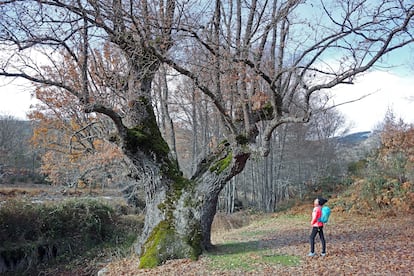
[139,221,173,268]
[139,218,202,269]
[210,152,233,174]
[126,125,170,159]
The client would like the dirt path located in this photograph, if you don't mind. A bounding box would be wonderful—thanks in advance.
[103,212,414,275]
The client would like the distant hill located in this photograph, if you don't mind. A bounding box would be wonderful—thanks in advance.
[337,131,372,145]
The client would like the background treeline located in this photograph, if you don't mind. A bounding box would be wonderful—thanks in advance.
[4,106,412,214]
[0,115,43,184]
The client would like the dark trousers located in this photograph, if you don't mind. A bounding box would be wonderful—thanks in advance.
[310,226,326,253]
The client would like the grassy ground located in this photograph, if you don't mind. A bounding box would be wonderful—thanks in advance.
[103,207,414,275]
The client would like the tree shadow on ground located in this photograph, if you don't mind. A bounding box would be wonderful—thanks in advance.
[209,227,308,256]
[209,240,262,255]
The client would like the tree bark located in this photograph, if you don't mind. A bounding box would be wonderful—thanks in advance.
[191,143,250,250]
[119,101,200,267]
[119,99,250,266]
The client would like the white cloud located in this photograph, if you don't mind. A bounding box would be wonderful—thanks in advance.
[0,78,36,120]
[0,46,55,120]
[330,70,414,132]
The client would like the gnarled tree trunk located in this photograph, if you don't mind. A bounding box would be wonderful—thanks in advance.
[117,86,250,267]
[134,142,249,267]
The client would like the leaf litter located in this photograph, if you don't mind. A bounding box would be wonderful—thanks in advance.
[103,211,414,275]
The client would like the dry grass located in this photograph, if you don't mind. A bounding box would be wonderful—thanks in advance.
[211,211,251,231]
[0,183,122,201]
[0,185,50,197]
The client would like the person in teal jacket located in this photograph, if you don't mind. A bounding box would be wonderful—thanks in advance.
[308,197,327,257]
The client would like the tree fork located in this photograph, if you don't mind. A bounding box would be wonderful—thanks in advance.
[124,123,250,267]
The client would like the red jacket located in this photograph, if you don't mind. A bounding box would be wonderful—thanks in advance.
[311,206,323,227]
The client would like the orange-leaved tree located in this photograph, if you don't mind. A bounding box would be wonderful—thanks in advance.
[29,51,128,189]
[378,111,414,183]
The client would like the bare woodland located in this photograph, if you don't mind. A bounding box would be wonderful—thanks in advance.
[0,0,413,268]
[0,116,38,179]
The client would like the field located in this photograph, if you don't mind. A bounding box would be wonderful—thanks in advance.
[1,184,413,275]
[103,207,414,275]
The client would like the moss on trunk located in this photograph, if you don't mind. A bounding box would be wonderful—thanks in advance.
[139,173,202,268]
[123,110,250,269]
[126,125,169,159]
[125,117,203,269]
[210,152,233,174]
[138,220,173,268]
[138,219,202,268]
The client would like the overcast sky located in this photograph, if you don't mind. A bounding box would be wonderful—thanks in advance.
[331,70,414,132]
[0,77,37,120]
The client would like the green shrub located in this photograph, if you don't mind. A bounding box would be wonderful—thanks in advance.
[0,199,142,260]
[0,199,117,247]
[361,176,387,201]
[348,159,368,176]
[0,200,41,244]
[0,198,142,274]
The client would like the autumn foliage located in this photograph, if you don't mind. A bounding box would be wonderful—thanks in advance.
[379,113,414,181]
[28,49,128,188]
[336,112,414,214]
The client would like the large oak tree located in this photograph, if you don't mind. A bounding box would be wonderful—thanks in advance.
[1,0,413,268]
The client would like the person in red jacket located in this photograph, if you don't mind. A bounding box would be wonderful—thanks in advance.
[308,197,327,257]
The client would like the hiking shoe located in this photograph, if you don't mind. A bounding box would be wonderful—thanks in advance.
[307,252,316,257]
[321,253,326,257]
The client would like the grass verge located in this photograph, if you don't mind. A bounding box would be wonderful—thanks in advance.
[207,246,300,271]
[206,213,303,272]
